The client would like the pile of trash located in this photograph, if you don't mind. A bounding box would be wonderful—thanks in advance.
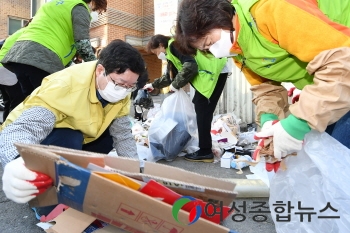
[130,93,258,175]
[209,113,258,173]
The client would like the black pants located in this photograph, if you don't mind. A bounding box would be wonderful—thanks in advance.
[0,83,25,121]
[41,128,113,154]
[3,62,50,97]
[192,73,228,153]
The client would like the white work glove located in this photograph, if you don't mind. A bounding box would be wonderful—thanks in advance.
[255,120,276,151]
[143,83,154,92]
[287,87,302,104]
[2,157,53,203]
[169,84,178,93]
[255,121,303,160]
[261,120,275,131]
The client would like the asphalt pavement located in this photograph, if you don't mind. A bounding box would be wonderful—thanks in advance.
[0,95,277,233]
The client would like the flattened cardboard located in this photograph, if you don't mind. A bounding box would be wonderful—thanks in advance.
[106,157,236,205]
[24,144,237,206]
[16,143,237,233]
[45,208,95,233]
[94,224,128,233]
[143,161,234,191]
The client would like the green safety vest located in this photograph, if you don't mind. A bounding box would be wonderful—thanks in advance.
[0,28,25,67]
[232,0,350,89]
[166,39,227,98]
[318,1,350,27]
[18,0,89,66]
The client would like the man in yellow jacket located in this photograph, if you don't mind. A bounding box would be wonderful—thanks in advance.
[1,39,147,204]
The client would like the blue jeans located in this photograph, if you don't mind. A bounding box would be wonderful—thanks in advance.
[325,111,350,149]
[41,128,113,154]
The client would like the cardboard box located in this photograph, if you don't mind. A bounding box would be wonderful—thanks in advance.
[220,152,234,169]
[16,143,237,233]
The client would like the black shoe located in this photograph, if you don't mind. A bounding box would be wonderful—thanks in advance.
[184,151,214,163]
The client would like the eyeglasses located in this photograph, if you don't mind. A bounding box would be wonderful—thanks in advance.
[108,74,138,92]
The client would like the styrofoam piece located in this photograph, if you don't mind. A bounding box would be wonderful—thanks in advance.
[223,178,269,198]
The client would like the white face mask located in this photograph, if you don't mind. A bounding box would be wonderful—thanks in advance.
[157,52,167,61]
[97,72,129,103]
[90,11,99,23]
[209,30,237,58]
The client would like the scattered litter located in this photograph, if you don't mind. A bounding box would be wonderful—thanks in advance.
[230,155,253,174]
[220,152,234,168]
[36,222,55,230]
[129,95,262,177]
[246,158,275,187]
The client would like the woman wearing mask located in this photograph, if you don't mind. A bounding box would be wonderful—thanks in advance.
[1,0,106,101]
[144,34,229,162]
[174,0,350,166]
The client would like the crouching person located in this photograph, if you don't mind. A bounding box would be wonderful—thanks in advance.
[1,39,147,205]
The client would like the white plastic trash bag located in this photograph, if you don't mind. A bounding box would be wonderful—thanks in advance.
[270,131,350,233]
[148,89,198,161]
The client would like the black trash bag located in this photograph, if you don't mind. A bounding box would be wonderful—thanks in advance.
[134,89,154,109]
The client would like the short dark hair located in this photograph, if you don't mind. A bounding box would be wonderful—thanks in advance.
[174,0,235,55]
[98,39,146,85]
[83,0,107,13]
[146,34,171,53]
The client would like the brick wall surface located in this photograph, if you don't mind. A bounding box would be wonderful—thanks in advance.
[90,25,108,50]
[108,24,142,43]
[108,0,142,16]
[143,0,154,16]
[143,54,162,83]
[143,29,155,37]
[0,0,30,39]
